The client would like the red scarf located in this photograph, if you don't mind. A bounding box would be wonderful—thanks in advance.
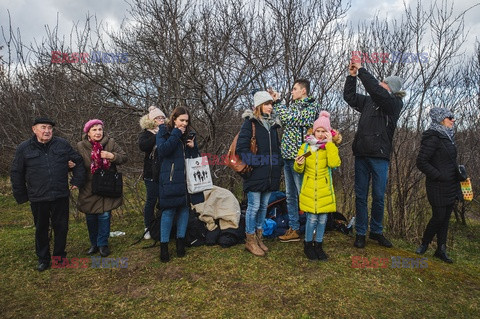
[90,141,111,174]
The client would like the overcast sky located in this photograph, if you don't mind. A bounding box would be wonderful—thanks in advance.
[0,0,479,56]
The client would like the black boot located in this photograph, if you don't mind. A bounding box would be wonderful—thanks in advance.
[87,246,99,255]
[303,241,317,260]
[314,241,328,261]
[369,233,393,248]
[415,244,428,255]
[433,244,453,263]
[99,246,111,257]
[37,262,51,272]
[176,238,186,258]
[354,235,366,248]
[160,242,170,263]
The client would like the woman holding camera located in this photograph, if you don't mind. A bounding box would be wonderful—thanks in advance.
[416,107,462,263]
[156,107,204,262]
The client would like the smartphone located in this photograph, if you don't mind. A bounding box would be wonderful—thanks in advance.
[187,131,196,140]
[299,151,311,159]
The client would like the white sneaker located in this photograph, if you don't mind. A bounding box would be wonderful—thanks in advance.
[144,228,151,240]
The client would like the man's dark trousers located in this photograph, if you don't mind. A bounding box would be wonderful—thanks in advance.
[30,196,69,263]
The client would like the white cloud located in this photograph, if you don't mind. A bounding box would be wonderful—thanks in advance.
[0,0,129,49]
[347,0,480,52]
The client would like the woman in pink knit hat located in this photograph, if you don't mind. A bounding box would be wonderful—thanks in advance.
[293,111,342,261]
[76,119,127,257]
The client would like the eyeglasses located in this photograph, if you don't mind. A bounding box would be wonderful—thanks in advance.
[447,117,454,121]
[155,116,166,120]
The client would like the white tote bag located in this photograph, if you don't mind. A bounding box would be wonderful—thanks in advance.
[185,156,213,194]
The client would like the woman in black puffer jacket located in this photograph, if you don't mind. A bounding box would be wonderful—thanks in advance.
[138,106,166,239]
[237,91,282,257]
[416,107,463,263]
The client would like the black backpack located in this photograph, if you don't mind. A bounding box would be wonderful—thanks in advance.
[185,209,208,247]
[132,209,161,248]
[326,212,353,235]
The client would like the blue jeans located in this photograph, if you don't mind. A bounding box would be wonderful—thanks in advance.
[86,212,111,247]
[305,213,328,242]
[284,159,303,231]
[245,191,271,234]
[354,157,389,236]
[160,206,189,243]
[144,179,159,228]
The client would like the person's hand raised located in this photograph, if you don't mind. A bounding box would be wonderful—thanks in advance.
[325,131,333,143]
[349,62,361,76]
[186,136,195,148]
[267,88,281,101]
[176,125,186,134]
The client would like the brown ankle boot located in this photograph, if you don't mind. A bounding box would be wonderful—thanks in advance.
[255,229,268,252]
[245,233,265,256]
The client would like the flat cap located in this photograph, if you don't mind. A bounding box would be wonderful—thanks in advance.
[33,117,56,126]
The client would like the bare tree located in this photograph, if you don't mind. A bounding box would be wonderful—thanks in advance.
[1,0,478,238]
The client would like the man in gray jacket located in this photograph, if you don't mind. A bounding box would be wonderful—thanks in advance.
[11,117,85,271]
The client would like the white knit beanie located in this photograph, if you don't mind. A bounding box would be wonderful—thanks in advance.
[253,91,273,108]
[148,106,166,120]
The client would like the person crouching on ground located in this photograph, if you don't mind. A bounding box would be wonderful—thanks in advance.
[294,111,341,261]
[237,91,282,257]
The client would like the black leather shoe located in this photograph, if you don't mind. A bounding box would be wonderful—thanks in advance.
[37,262,50,272]
[354,235,366,248]
[99,246,111,257]
[87,246,99,255]
[433,244,453,263]
[369,233,393,248]
[415,244,428,255]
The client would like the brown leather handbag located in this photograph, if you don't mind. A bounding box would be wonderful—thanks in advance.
[225,122,257,176]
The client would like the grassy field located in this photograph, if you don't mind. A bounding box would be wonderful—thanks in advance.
[1,188,480,319]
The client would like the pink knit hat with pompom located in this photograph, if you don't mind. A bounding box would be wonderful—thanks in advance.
[313,111,331,132]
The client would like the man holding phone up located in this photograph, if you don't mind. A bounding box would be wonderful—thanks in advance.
[343,62,405,249]
[268,80,320,242]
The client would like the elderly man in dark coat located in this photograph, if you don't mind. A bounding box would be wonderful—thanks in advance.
[11,117,85,271]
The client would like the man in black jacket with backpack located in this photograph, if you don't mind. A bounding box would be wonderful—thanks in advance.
[343,62,405,249]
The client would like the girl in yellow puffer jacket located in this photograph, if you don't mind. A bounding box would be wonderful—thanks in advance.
[294,111,341,261]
